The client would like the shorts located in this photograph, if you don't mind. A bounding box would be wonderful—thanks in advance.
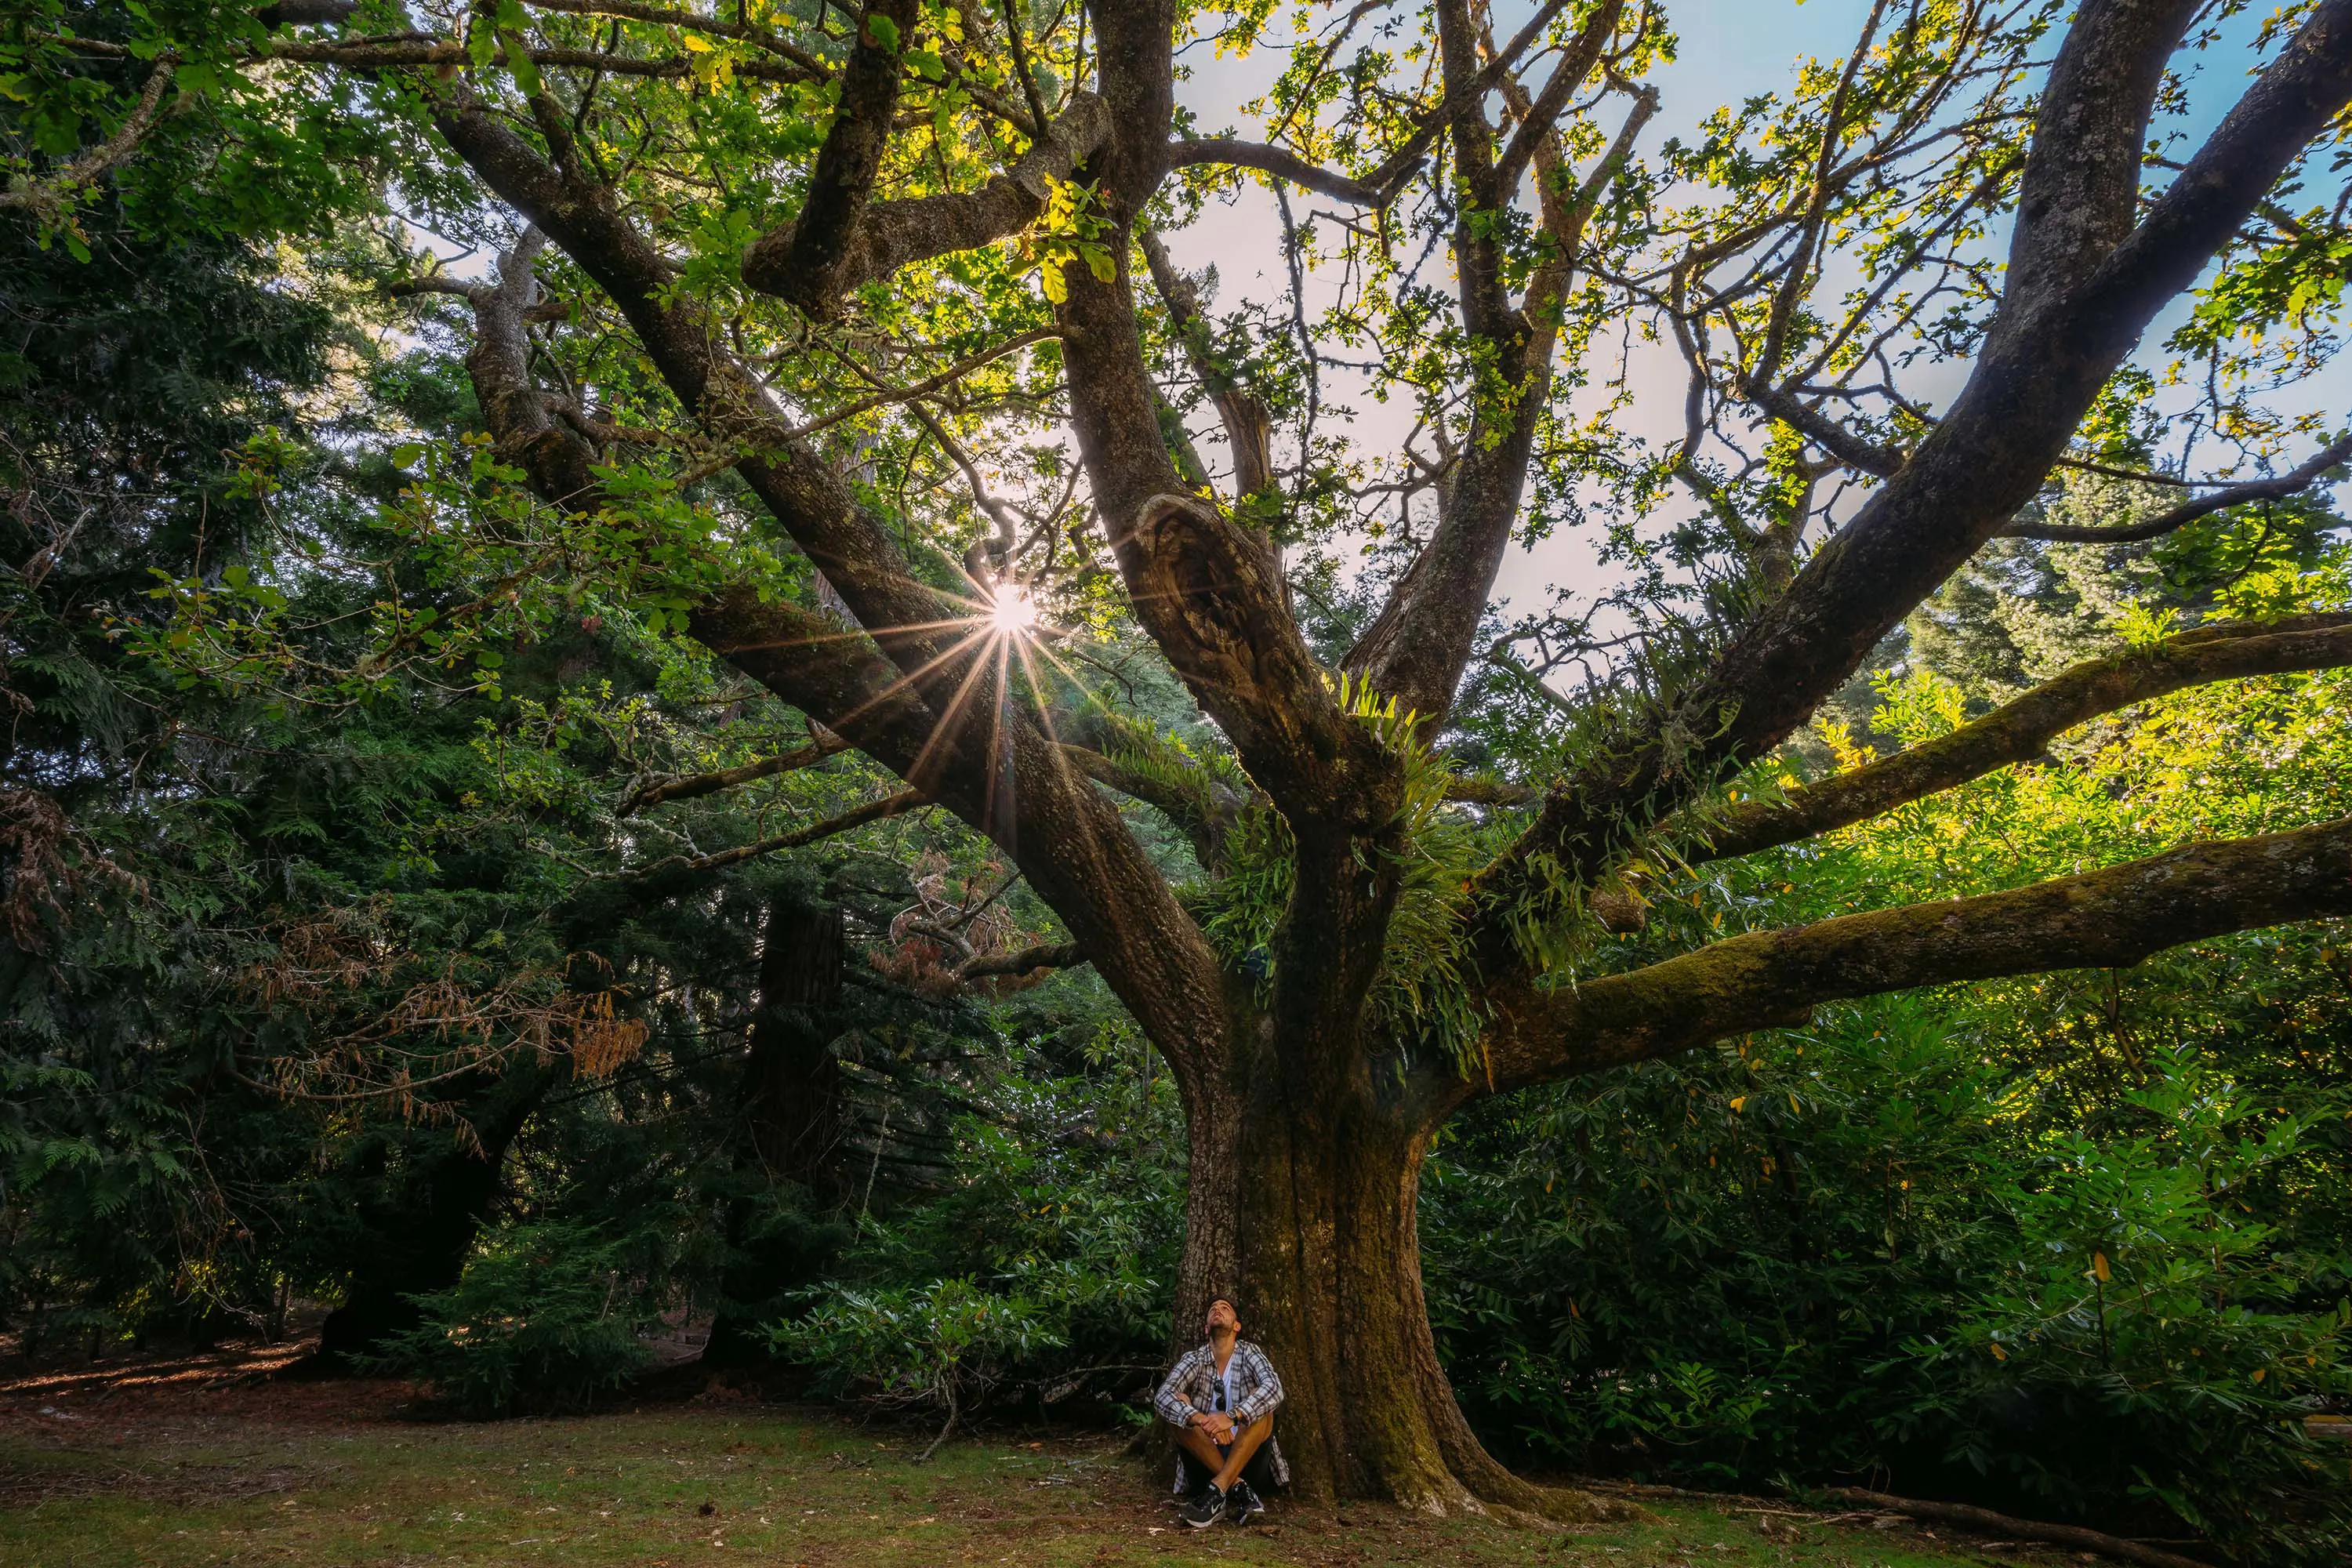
[1178,1423,1281,1495]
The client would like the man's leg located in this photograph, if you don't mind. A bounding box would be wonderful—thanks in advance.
[1173,1422,1229,1486]
[1211,1416,1273,1492]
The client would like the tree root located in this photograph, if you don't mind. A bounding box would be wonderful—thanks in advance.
[1821,1488,2217,1568]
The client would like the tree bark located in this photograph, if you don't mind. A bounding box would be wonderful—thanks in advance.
[314,1063,551,1364]
[1197,1051,1624,1519]
[705,898,850,1367]
[740,899,847,1189]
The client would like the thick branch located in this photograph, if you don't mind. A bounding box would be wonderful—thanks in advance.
[1047,12,1398,840]
[956,941,1087,981]
[519,0,831,74]
[1060,741,1241,870]
[1138,226,1273,499]
[754,0,919,317]
[1471,1,2352,956]
[1742,381,1903,478]
[426,88,1238,1101]
[2002,431,2352,543]
[1444,775,1537,808]
[1490,0,1622,196]
[1998,0,2200,325]
[1472,815,2352,1102]
[1694,614,2352,862]
[1342,13,1645,726]
[741,92,1112,314]
[1165,138,1387,206]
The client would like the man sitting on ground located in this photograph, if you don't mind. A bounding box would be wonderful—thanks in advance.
[1151,1294,1285,1527]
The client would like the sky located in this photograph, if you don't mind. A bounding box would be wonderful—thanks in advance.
[1160,2,1919,611]
[1160,2,2352,618]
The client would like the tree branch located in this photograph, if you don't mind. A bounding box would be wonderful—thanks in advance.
[1164,138,1388,206]
[1340,8,1648,727]
[956,940,1086,981]
[751,0,919,317]
[0,56,178,216]
[1490,0,1622,197]
[518,0,831,74]
[1741,380,1904,478]
[1471,814,2352,1102]
[2002,431,2352,543]
[426,83,1239,1100]
[615,788,928,884]
[256,35,820,84]
[1468,1,2352,964]
[1693,614,2352,863]
[1138,226,1273,499]
[617,730,854,817]
[1059,741,1242,871]
[741,92,1112,314]
[384,274,489,304]
[783,327,1059,444]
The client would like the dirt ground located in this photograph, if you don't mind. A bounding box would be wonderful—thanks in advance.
[0,1338,2144,1567]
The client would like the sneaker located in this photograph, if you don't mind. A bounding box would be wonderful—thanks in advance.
[1227,1480,1265,1526]
[1181,1483,1225,1528]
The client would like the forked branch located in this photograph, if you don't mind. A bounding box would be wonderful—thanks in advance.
[1469,2,2352,957]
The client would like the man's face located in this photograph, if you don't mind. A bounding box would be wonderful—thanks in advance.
[1204,1297,1239,1338]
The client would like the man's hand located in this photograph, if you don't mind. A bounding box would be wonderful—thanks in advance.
[1191,1411,1236,1443]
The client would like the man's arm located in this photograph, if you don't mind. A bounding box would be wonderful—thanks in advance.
[1230,1343,1284,1426]
[1153,1350,1202,1428]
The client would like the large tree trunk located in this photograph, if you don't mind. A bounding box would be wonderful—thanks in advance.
[739,898,847,1189]
[705,898,850,1368]
[1174,1029,1621,1520]
[314,1063,551,1365]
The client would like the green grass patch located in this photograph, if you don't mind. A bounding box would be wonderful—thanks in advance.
[0,1400,2076,1566]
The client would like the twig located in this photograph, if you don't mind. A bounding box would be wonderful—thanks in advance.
[610,789,926,881]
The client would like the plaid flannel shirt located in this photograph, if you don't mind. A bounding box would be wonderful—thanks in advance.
[1152,1338,1287,1493]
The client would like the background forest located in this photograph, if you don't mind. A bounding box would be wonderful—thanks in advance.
[2,2,2350,1566]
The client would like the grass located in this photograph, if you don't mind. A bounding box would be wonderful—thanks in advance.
[0,1353,2083,1568]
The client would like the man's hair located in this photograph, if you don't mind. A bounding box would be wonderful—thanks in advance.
[1206,1294,1240,1317]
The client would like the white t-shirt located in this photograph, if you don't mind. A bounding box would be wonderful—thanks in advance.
[1218,1358,1237,1417]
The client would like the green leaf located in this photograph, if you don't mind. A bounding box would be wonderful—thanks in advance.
[862,13,901,53]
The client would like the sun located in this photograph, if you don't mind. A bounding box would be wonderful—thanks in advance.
[989,585,1038,636]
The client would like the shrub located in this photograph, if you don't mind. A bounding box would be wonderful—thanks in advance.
[368,1221,659,1417]
[771,1276,1064,1457]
